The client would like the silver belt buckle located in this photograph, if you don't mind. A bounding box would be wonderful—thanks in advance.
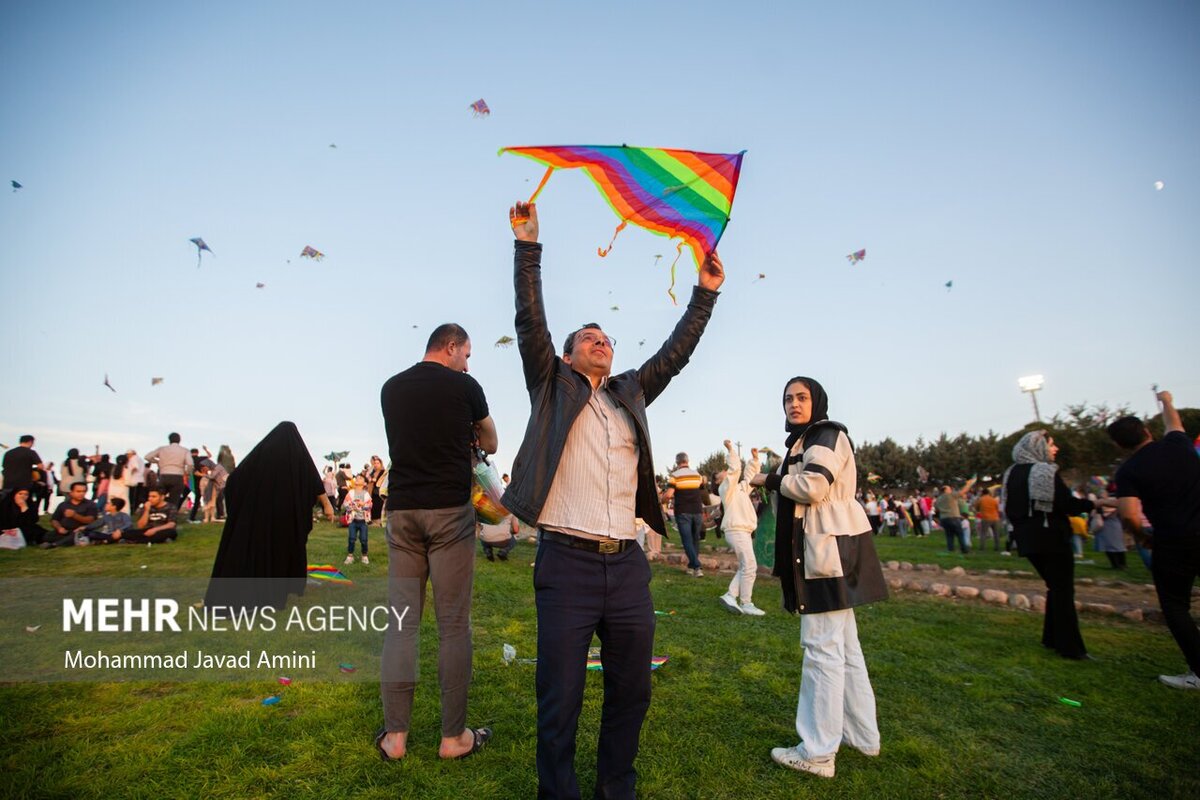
[598,539,620,554]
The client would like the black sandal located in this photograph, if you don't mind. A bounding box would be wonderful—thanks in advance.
[374,726,402,761]
[449,726,492,760]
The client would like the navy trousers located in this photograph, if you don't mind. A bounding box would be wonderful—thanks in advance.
[535,535,655,800]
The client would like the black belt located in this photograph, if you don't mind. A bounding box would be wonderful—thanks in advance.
[539,529,634,554]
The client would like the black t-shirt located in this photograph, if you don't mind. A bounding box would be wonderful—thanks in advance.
[52,498,99,531]
[1115,431,1200,542]
[136,502,178,529]
[2,446,41,487]
[381,362,489,510]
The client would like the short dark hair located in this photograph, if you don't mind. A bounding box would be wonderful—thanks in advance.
[168,432,181,444]
[1107,416,1148,450]
[562,323,603,355]
[148,487,164,497]
[426,323,469,353]
[109,497,126,511]
[69,482,87,493]
[19,435,34,444]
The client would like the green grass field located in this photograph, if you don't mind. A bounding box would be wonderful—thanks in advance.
[1,520,1196,799]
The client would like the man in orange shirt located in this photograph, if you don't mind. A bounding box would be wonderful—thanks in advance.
[973,487,1003,552]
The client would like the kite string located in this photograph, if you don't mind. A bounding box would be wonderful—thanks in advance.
[527,167,555,204]
[597,220,628,258]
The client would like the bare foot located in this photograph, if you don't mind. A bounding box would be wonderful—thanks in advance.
[438,728,476,759]
[380,730,407,759]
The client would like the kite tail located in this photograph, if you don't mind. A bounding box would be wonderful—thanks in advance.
[528,167,554,204]
[597,220,628,258]
[666,242,685,305]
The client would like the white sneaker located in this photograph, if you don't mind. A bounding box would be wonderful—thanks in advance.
[685,568,695,577]
[740,603,766,617]
[719,594,742,614]
[1158,671,1200,690]
[360,555,369,565]
[771,744,835,778]
[344,555,354,565]
[853,744,880,757]
[693,568,704,578]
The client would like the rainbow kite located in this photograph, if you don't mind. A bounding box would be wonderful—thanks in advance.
[306,565,352,585]
[500,145,745,302]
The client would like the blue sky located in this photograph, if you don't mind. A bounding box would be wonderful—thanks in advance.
[2,0,1197,475]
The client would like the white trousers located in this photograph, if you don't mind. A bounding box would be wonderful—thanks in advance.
[796,607,880,757]
[724,530,757,602]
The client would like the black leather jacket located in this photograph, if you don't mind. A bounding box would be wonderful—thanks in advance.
[503,240,718,536]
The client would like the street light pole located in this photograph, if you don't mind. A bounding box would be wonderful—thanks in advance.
[1017,375,1045,424]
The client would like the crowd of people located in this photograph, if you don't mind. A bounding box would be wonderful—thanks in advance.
[2,201,1196,797]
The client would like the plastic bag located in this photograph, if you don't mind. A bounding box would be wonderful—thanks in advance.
[0,528,26,550]
[472,457,507,525]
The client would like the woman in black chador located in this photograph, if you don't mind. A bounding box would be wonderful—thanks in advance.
[205,422,334,611]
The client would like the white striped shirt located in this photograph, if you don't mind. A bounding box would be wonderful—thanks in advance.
[537,378,639,540]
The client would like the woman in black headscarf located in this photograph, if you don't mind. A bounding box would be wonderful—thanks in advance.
[0,484,48,545]
[205,422,334,611]
[752,377,887,779]
[1002,430,1102,660]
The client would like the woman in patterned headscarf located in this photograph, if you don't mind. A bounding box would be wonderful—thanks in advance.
[752,377,887,780]
[1002,430,1101,659]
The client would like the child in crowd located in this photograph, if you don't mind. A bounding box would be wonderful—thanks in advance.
[717,440,765,616]
[86,497,133,543]
[478,514,518,561]
[882,506,899,536]
[343,476,372,565]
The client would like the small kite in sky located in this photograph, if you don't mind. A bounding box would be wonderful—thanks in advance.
[1153,180,1164,191]
[329,143,337,149]
[653,254,663,265]
[189,237,213,268]
[324,450,350,464]
[610,305,619,312]
[10,180,21,192]
[638,339,645,347]
[500,145,745,303]
[945,280,954,291]
[255,282,266,289]
[151,377,164,386]
[469,99,490,117]
[867,472,881,484]
[300,245,324,261]
[846,249,866,265]
[753,273,766,282]
[494,335,515,348]
[103,374,116,393]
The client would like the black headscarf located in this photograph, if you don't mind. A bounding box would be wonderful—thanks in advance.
[783,376,830,449]
[206,422,324,611]
[0,484,44,542]
[774,377,837,612]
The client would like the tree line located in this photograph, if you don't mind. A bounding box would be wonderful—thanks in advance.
[685,403,1200,494]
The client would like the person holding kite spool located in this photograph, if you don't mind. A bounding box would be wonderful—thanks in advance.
[750,377,887,779]
[504,200,724,799]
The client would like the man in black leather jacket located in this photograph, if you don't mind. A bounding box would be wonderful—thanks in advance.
[505,200,723,799]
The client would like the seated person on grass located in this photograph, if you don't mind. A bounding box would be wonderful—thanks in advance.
[85,497,133,543]
[41,483,98,548]
[125,489,179,543]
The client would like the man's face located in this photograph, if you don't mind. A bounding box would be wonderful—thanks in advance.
[783,381,813,426]
[69,485,87,502]
[563,328,614,377]
[447,339,472,373]
[148,491,164,507]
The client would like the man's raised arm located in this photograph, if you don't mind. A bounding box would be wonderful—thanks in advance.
[511,201,557,391]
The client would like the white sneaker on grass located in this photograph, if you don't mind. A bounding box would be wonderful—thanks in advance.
[1159,671,1199,690]
[740,603,766,617]
[693,568,704,578]
[771,744,835,778]
[344,555,354,565]
[360,555,369,565]
[852,744,880,757]
[719,594,742,614]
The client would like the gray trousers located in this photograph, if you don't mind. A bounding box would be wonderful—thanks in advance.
[381,504,476,737]
[977,519,1004,550]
